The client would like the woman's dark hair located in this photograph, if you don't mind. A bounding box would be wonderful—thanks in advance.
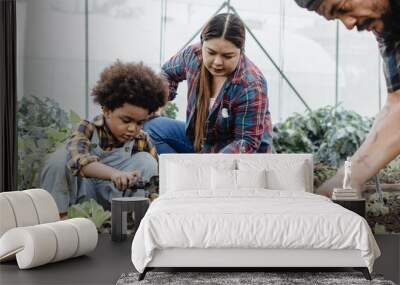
[200,13,245,49]
[92,61,167,113]
[194,13,245,152]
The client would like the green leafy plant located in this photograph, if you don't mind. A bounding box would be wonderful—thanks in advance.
[377,159,400,184]
[367,192,400,234]
[17,95,81,189]
[273,105,376,189]
[313,163,337,189]
[162,102,179,119]
[273,105,374,168]
[67,199,111,230]
[316,108,373,167]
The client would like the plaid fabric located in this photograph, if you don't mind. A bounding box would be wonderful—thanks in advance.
[67,115,157,176]
[161,43,272,153]
[377,33,400,93]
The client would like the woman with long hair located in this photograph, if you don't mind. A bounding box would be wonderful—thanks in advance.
[144,13,272,153]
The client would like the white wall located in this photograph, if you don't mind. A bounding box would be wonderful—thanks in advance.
[17,0,86,117]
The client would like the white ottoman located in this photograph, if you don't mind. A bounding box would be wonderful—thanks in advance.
[0,189,98,269]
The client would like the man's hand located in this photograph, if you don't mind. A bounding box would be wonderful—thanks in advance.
[315,166,364,197]
[315,168,343,197]
[110,170,141,192]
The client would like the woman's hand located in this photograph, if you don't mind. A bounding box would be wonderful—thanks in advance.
[110,170,141,192]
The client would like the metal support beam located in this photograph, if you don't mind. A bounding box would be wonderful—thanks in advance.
[230,5,311,111]
[177,1,311,112]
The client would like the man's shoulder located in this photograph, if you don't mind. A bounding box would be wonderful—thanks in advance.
[375,30,400,93]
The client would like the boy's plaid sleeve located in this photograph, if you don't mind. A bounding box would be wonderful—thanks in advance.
[66,120,100,176]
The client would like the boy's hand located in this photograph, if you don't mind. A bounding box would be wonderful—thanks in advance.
[110,170,141,191]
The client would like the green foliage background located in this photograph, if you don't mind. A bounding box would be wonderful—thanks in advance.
[273,105,374,168]
[17,95,81,190]
[18,97,398,234]
[162,102,179,120]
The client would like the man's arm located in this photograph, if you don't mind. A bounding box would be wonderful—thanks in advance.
[317,89,400,196]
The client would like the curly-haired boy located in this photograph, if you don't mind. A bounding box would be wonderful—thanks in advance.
[40,61,167,214]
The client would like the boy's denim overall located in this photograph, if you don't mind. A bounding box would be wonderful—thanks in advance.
[40,129,158,212]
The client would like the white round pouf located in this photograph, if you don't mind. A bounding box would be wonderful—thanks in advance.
[0,190,98,269]
[0,226,57,269]
[1,192,39,227]
[23,189,59,224]
[64,218,98,257]
[0,196,17,237]
[42,221,79,262]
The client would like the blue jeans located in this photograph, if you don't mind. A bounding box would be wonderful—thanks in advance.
[144,116,195,154]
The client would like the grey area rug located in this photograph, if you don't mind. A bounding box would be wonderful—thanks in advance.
[116,272,396,285]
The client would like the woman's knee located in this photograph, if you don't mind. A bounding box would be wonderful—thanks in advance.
[144,116,174,131]
[144,117,194,153]
[144,117,185,140]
